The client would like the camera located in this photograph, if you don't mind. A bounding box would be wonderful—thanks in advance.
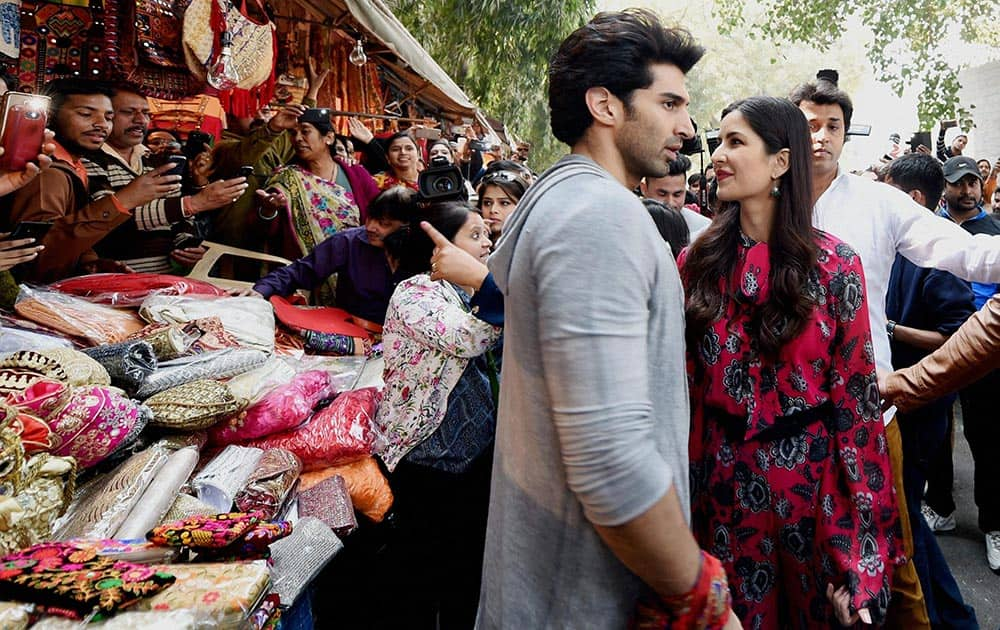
[418,156,467,202]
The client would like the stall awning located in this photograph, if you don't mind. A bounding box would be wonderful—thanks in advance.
[300,0,477,118]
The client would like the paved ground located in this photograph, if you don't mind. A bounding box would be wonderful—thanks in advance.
[934,410,1000,629]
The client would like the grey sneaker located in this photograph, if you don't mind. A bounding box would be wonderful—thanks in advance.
[986,531,1000,572]
[921,503,956,533]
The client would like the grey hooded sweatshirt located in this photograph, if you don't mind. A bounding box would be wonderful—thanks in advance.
[476,155,692,629]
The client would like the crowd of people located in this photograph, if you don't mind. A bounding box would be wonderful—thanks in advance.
[0,6,999,629]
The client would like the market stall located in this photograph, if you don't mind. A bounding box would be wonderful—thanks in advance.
[0,272,395,628]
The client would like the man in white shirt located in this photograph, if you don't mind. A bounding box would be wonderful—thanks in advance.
[791,71,1000,628]
[640,153,711,240]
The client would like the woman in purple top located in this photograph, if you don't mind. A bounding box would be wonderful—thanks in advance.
[252,187,416,324]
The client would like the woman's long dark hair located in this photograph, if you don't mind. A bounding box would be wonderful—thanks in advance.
[383,201,472,280]
[682,96,818,359]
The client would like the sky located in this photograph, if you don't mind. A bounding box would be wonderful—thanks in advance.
[596,0,1000,170]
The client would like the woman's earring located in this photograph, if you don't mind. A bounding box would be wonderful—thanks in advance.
[770,179,781,198]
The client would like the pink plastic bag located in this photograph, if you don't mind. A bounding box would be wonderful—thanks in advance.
[208,371,333,445]
[240,387,381,471]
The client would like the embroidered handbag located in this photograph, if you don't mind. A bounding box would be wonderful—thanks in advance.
[0,351,68,396]
[147,511,261,548]
[0,543,176,618]
[182,0,275,90]
[103,0,204,100]
[145,379,245,431]
[82,340,158,394]
[232,448,300,519]
[47,385,145,469]
[0,453,76,555]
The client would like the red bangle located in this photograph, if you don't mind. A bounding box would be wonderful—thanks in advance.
[630,551,732,630]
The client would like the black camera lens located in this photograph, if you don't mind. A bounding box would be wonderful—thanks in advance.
[433,177,455,193]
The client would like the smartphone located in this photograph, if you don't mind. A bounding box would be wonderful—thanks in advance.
[183,130,213,160]
[8,221,53,244]
[238,165,254,179]
[165,154,187,178]
[413,127,442,140]
[0,93,50,172]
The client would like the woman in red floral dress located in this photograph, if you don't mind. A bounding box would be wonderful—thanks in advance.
[679,96,902,628]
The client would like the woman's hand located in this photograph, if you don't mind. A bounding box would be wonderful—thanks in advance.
[0,130,57,197]
[422,221,489,289]
[0,235,44,271]
[267,104,306,134]
[826,583,871,626]
[347,117,375,145]
[229,287,264,298]
[255,188,288,220]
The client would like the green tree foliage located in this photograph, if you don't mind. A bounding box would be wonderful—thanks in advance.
[712,0,998,129]
[389,0,595,169]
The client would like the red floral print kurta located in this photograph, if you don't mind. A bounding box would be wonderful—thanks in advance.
[681,231,902,628]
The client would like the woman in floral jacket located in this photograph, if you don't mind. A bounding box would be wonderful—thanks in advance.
[679,97,902,628]
[375,201,500,629]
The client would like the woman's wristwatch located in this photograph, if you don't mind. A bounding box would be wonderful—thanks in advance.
[886,320,897,339]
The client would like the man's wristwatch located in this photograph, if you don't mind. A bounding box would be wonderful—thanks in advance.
[886,320,897,339]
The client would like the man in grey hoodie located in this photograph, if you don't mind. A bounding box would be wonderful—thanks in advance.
[475,9,738,629]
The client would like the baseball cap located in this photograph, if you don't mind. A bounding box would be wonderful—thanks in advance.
[942,156,982,184]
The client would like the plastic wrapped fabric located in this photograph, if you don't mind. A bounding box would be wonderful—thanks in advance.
[14,286,147,345]
[297,474,357,537]
[125,323,197,361]
[114,447,200,540]
[0,542,175,619]
[134,561,271,629]
[50,273,228,307]
[134,349,269,399]
[224,358,296,404]
[294,354,367,393]
[0,326,74,353]
[53,443,170,540]
[82,340,158,393]
[240,388,380,472]
[36,349,111,387]
[232,449,301,519]
[190,445,264,512]
[267,517,342,607]
[145,380,245,432]
[297,457,393,523]
[208,371,332,445]
[139,295,275,354]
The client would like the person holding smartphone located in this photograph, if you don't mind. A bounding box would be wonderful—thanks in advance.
[83,87,248,274]
[4,79,179,281]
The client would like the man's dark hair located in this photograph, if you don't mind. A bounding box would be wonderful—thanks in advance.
[788,70,854,133]
[548,9,704,146]
[687,172,701,186]
[642,198,689,258]
[667,154,691,177]
[886,153,945,211]
[43,78,114,120]
[368,185,418,222]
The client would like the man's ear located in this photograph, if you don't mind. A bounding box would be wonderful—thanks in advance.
[584,86,621,128]
[908,189,926,207]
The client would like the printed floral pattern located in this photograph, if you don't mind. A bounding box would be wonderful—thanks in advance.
[376,274,501,470]
[682,231,901,627]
